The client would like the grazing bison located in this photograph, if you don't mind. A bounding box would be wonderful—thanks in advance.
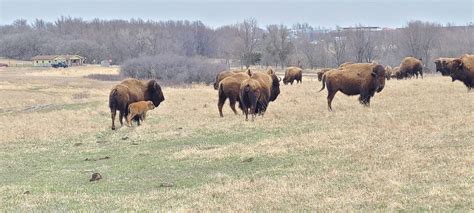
[434,58,456,76]
[319,63,386,111]
[239,68,281,119]
[213,70,243,90]
[127,101,155,127]
[282,67,303,85]
[392,66,403,79]
[317,68,332,81]
[217,71,251,117]
[445,54,474,90]
[109,78,165,130]
[399,57,423,79]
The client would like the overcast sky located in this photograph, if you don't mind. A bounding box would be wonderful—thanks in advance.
[0,0,472,28]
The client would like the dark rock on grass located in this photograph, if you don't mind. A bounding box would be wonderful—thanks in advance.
[242,157,254,163]
[90,173,102,182]
[159,182,174,187]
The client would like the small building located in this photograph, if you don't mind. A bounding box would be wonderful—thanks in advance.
[31,55,85,67]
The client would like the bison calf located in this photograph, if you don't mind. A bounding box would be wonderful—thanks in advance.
[127,101,155,127]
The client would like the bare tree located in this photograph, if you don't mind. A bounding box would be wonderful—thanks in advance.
[400,21,440,63]
[236,18,261,68]
[263,24,293,68]
[328,28,347,66]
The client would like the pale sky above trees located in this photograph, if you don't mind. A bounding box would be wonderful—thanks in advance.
[0,0,472,28]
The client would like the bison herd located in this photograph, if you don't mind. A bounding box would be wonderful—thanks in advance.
[108,54,473,130]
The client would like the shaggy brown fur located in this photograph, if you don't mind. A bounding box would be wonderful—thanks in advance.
[434,57,456,76]
[445,54,474,90]
[109,78,165,130]
[239,78,262,121]
[127,101,155,127]
[213,70,244,90]
[319,63,386,111]
[392,66,402,79]
[339,62,354,68]
[217,71,251,117]
[249,69,281,115]
[283,67,303,85]
[399,57,423,79]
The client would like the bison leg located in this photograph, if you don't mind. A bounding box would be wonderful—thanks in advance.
[229,98,238,115]
[119,111,124,127]
[327,90,337,111]
[136,116,141,126]
[111,109,117,130]
[218,93,227,117]
[126,113,133,127]
[243,107,249,121]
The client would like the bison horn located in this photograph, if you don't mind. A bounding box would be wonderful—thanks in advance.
[278,77,282,82]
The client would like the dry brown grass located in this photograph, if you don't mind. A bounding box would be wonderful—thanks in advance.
[0,66,472,211]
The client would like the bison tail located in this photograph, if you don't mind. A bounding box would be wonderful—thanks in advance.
[218,83,225,97]
[109,88,118,109]
[318,74,327,92]
[241,84,256,111]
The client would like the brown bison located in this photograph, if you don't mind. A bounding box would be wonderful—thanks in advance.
[282,67,303,85]
[127,101,155,127]
[109,78,165,130]
[239,78,262,121]
[317,68,332,81]
[217,71,251,117]
[445,54,474,90]
[213,70,243,90]
[239,69,281,119]
[319,63,386,111]
[434,58,455,76]
[392,66,403,79]
[399,57,423,79]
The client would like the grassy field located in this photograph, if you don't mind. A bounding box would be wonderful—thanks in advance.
[0,65,472,211]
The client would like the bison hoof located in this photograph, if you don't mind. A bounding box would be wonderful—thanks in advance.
[112,127,116,130]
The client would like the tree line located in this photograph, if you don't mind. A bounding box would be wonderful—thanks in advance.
[0,17,472,71]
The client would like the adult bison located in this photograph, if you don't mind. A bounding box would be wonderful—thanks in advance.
[319,63,386,111]
[217,71,251,117]
[445,54,474,90]
[399,57,423,79]
[213,70,243,90]
[109,78,165,130]
[434,58,455,76]
[239,69,281,119]
[282,67,303,85]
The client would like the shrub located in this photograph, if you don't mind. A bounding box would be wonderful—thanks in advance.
[120,54,227,84]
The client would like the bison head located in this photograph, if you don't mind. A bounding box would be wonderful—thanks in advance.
[147,101,156,110]
[434,59,442,73]
[269,71,281,102]
[372,64,386,93]
[446,59,464,81]
[147,80,165,107]
[282,72,290,85]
